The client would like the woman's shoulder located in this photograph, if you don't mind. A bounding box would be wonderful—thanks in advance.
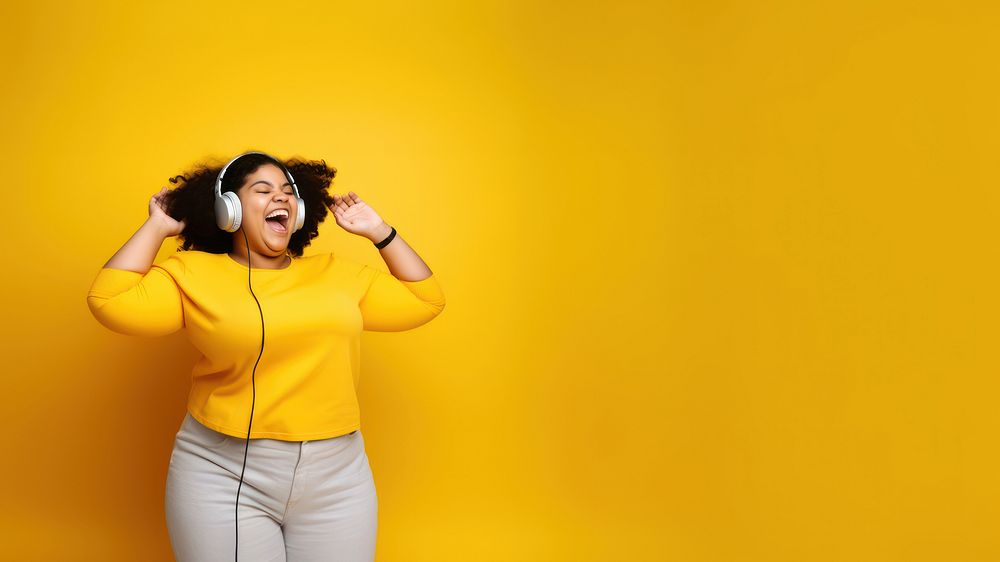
[303,251,373,280]
[319,251,365,271]
[305,251,358,274]
[152,249,221,276]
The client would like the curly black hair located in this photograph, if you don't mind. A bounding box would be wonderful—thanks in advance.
[162,152,337,258]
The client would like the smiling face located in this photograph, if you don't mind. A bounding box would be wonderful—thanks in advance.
[233,163,298,256]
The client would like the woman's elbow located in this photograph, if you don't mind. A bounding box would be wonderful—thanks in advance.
[362,302,445,332]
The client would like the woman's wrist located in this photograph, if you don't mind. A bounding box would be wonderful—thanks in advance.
[367,222,393,245]
[142,217,179,239]
[143,217,174,239]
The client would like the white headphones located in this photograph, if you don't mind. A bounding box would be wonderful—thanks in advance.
[214,151,306,233]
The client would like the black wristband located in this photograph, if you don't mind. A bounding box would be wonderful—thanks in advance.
[374,226,396,249]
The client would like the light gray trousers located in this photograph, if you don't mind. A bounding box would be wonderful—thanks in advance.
[165,412,378,561]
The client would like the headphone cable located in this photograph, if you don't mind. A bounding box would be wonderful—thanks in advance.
[234,227,264,561]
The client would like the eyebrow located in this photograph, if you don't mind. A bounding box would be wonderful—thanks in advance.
[250,180,292,188]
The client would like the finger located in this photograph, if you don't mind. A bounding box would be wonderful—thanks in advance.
[348,191,361,203]
[336,194,352,211]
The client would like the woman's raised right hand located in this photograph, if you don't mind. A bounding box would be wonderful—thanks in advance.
[148,187,187,237]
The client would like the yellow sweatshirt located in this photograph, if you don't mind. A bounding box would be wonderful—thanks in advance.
[86,250,445,441]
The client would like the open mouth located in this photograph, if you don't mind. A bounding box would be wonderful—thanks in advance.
[265,211,289,234]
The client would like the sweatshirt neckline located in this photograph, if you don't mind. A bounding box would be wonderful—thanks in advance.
[224,253,295,272]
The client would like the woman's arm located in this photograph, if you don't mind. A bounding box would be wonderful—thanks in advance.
[328,191,445,331]
[105,187,186,273]
[103,218,173,273]
[365,221,433,281]
[356,221,445,332]
[327,191,434,282]
[355,254,446,332]
[87,188,187,336]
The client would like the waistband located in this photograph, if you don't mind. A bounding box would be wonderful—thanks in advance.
[181,412,359,451]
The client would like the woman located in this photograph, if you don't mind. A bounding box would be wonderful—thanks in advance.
[86,151,446,561]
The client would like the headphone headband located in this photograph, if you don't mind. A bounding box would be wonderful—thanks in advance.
[215,151,300,200]
[213,151,306,233]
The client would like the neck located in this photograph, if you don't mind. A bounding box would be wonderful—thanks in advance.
[228,245,290,269]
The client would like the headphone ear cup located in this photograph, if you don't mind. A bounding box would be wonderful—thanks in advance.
[215,191,242,232]
[213,195,229,231]
[227,192,242,232]
[294,197,306,232]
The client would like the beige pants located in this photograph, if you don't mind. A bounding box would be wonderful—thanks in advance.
[165,412,378,561]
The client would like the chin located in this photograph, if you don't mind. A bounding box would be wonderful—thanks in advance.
[262,239,289,253]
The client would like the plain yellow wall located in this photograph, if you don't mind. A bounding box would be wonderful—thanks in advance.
[1,0,995,560]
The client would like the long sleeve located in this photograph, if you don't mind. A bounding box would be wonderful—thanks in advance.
[357,264,446,332]
[86,266,184,337]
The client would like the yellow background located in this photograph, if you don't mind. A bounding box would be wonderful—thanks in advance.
[1,1,994,560]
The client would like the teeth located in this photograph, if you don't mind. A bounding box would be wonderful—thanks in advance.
[266,209,289,219]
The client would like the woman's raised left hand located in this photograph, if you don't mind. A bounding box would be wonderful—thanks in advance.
[327,192,387,240]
